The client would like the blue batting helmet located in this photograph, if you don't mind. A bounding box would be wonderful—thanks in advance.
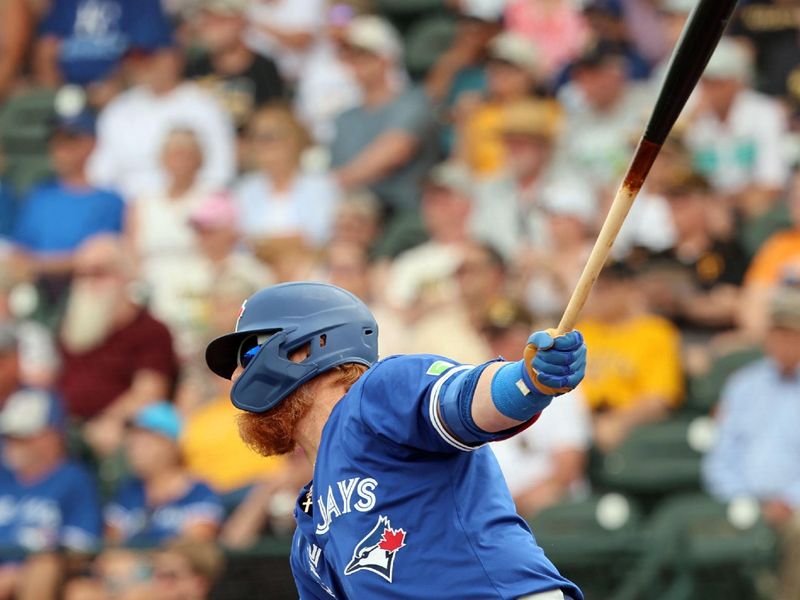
[205,282,379,413]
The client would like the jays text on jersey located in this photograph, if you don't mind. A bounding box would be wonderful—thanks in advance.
[289,354,583,600]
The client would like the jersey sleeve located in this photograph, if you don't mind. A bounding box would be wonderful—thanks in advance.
[356,354,480,454]
[59,467,102,553]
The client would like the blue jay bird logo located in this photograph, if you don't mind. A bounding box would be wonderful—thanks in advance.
[344,515,407,582]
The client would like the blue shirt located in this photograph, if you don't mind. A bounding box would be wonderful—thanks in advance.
[290,354,583,600]
[13,182,124,253]
[0,461,102,555]
[703,358,800,506]
[39,0,172,84]
[106,479,224,547]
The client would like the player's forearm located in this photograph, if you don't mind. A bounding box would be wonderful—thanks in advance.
[471,362,530,433]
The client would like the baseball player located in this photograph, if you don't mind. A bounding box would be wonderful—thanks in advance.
[206,282,586,599]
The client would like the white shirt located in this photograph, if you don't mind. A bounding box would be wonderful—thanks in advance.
[88,83,236,198]
[233,171,339,246]
[295,42,362,144]
[491,389,591,496]
[245,0,325,81]
[683,88,790,193]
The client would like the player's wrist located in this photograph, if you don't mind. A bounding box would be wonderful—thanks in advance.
[490,361,553,422]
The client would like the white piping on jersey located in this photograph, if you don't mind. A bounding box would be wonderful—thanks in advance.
[428,365,485,452]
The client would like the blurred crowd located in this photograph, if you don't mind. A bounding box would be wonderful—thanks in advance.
[0,0,797,598]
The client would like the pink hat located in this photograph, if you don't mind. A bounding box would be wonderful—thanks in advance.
[189,192,238,230]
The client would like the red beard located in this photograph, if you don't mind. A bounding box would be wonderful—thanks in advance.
[237,385,314,457]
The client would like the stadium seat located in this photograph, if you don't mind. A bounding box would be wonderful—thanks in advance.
[685,347,763,415]
[529,493,644,598]
[0,88,55,193]
[614,494,778,600]
[591,417,712,506]
[404,15,456,78]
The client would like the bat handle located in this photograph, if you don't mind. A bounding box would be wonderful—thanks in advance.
[555,138,663,335]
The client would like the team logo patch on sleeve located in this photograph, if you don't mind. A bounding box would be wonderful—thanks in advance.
[426,360,454,376]
[344,515,406,583]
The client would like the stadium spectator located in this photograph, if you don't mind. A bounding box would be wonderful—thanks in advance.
[504,0,588,79]
[683,37,790,218]
[577,263,684,451]
[0,178,17,241]
[234,103,338,248]
[329,189,382,252]
[740,170,800,337]
[150,539,224,600]
[471,98,563,258]
[106,403,223,546]
[702,286,800,600]
[635,173,748,334]
[578,0,651,81]
[554,41,652,191]
[12,105,124,281]
[127,128,208,317]
[34,0,172,87]
[331,15,438,217]
[425,0,503,152]
[0,0,32,102]
[88,38,236,198]
[186,0,285,131]
[244,0,325,83]
[0,389,102,600]
[457,31,543,178]
[729,0,800,102]
[520,180,597,321]
[176,192,272,357]
[294,1,363,144]
[488,299,591,516]
[58,235,178,456]
[385,162,474,317]
[406,241,504,363]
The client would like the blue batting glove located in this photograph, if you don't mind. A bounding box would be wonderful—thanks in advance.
[521,329,586,396]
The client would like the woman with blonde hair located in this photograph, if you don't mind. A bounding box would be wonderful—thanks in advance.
[234,102,339,248]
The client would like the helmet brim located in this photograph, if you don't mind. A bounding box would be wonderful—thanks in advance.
[205,331,252,380]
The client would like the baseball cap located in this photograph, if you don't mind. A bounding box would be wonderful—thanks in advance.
[573,40,629,71]
[703,37,752,82]
[539,180,598,225]
[499,99,562,140]
[584,0,624,17]
[0,389,66,437]
[488,32,541,77]
[189,192,239,230]
[131,402,182,441]
[770,287,800,331]
[344,16,404,62]
[459,0,507,22]
[424,161,473,197]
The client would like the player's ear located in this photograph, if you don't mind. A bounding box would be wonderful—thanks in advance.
[289,342,312,363]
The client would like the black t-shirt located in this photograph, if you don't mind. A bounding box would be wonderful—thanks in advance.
[186,52,285,128]
[730,1,800,100]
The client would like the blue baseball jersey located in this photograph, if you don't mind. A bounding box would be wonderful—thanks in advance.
[290,354,583,600]
[105,479,223,548]
[0,461,101,556]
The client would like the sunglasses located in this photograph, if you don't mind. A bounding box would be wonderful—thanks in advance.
[237,333,274,370]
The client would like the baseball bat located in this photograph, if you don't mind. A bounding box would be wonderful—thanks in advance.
[554,0,739,334]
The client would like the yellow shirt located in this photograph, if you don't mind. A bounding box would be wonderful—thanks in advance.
[463,104,505,177]
[578,315,684,411]
[181,396,286,493]
[744,230,800,286]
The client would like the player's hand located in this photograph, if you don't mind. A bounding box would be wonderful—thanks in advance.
[522,329,586,397]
